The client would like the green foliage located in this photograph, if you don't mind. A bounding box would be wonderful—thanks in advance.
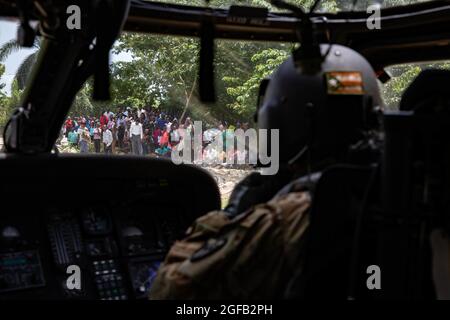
[71,83,95,116]
[223,47,290,118]
[382,62,450,110]
[112,34,199,114]
[0,80,22,127]
[0,38,40,90]
[0,0,338,126]
[0,63,5,92]
[0,63,9,126]
[152,0,339,12]
[97,0,326,125]
[382,64,422,109]
[5,0,445,128]
[109,31,296,124]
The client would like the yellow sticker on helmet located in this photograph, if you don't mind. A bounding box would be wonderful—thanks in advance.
[326,71,364,95]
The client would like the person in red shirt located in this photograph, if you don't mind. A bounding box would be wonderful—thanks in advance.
[100,112,109,127]
[160,127,169,148]
[152,126,161,146]
[64,117,73,136]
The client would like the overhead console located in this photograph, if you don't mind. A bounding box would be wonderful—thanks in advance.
[0,155,220,300]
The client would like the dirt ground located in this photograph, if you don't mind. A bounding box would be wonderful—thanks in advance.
[203,166,252,208]
[57,143,251,207]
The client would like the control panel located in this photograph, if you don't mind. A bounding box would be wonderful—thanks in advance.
[0,156,221,300]
[0,200,188,299]
[93,259,127,300]
[0,250,45,293]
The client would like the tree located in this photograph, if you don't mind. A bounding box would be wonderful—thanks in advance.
[0,63,5,92]
[0,64,11,126]
[222,45,291,119]
[382,62,450,110]
[0,64,8,123]
[113,34,201,121]
[0,79,22,127]
[108,0,338,126]
[2,0,353,124]
[0,38,40,90]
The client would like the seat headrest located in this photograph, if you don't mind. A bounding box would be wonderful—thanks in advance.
[400,69,450,112]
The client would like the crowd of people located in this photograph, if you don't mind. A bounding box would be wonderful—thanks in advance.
[59,107,252,164]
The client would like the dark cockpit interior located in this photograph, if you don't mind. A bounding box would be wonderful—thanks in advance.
[1,0,450,301]
[0,155,220,299]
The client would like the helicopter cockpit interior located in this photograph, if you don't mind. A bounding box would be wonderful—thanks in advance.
[0,0,450,301]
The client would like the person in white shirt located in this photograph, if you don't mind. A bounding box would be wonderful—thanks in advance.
[129,118,143,155]
[93,122,102,153]
[77,121,91,153]
[102,125,113,154]
[106,110,115,119]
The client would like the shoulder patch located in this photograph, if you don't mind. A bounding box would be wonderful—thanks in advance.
[326,71,364,95]
[190,237,228,262]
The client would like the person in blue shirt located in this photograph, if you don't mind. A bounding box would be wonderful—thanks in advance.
[156,113,167,129]
[68,129,78,146]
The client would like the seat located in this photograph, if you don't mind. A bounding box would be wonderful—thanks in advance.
[400,69,450,113]
[383,69,450,299]
[285,164,377,299]
[289,69,450,299]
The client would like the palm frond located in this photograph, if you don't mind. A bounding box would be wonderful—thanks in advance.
[15,53,37,90]
[0,36,41,61]
[0,39,21,62]
[33,37,41,50]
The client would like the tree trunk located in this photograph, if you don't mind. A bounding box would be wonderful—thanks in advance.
[180,77,197,124]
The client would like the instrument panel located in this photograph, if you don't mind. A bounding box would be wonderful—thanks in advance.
[0,250,46,293]
[0,155,221,300]
[0,199,184,300]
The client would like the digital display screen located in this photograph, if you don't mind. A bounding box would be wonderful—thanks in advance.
[128,259,161,299]
[0,250,45,293]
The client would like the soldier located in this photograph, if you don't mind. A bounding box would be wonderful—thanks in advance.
[149,44,383,300]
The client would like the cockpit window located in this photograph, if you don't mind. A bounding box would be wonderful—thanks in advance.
[142,0,436,13]
[56,32,293,206]
[0,20,39,139]
[382,62,450,110]
[0,17,448,204]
